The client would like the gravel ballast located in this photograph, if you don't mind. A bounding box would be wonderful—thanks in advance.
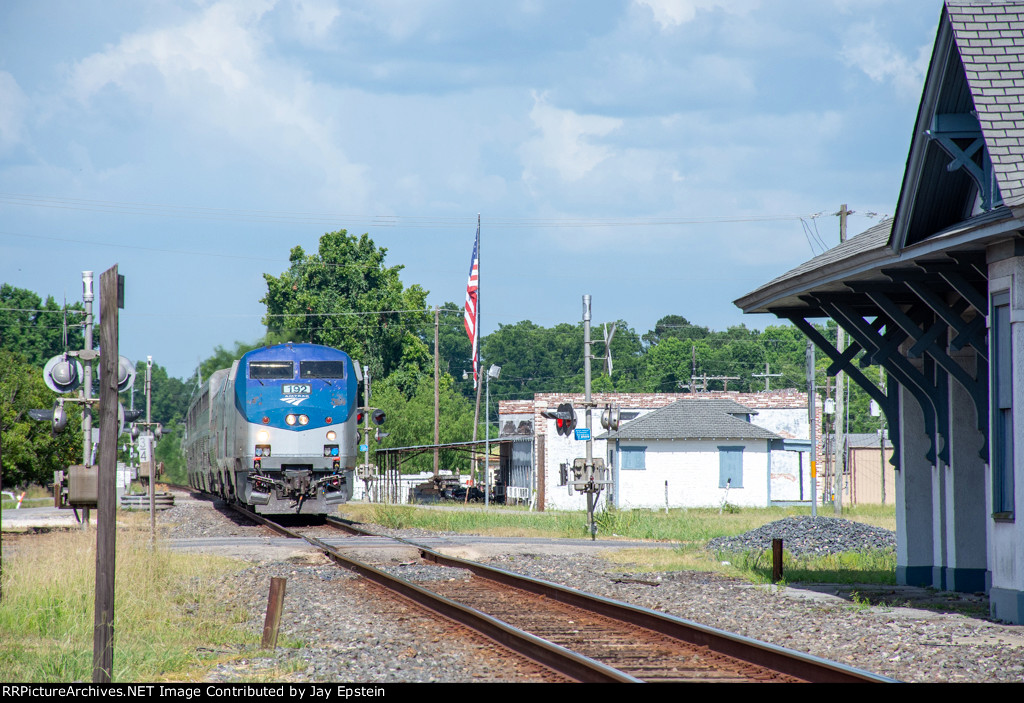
[159,496,1024,684]
[706,515,898,556]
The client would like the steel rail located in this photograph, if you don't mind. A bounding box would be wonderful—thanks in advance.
[324,515,898,684]
[230,504,638,683]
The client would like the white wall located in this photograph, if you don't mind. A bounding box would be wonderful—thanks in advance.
[986,252,1024,622]
[750,407,811,502]
[614,439,771,509]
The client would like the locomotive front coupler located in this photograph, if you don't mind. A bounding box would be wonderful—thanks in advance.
[250,472,281,495]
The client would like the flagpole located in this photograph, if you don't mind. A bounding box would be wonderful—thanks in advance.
[471,214,482,493]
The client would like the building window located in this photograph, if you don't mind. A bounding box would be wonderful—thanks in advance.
[992,291,1014,518]
[718,446,744,488]
[620,446,646,470]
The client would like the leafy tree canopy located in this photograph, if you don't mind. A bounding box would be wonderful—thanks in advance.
[641,314,710,347]
[261,231,430,394]
[124,359,193,427]
[0,349,82,487]
[368,373,476,474]
[0,284,85,368]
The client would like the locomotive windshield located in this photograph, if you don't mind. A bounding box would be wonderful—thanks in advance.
[299,360,346,379]
[249,361,294,379]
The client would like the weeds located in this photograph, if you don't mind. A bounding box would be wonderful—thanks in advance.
[339,501,900,588]
[0,513,255,682]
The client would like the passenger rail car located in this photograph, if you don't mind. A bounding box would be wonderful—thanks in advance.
[184,343,359,515]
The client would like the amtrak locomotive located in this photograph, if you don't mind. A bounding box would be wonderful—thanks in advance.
[184,343,363,514]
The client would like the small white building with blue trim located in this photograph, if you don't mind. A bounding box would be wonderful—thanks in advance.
[599,399,790,510]
[500,391,817,512]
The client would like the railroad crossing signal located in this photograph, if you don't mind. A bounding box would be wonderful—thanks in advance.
[542,403,577,437]
[356,407,387,425]
[43,354,84,394]
[557,403,577,437]
[600,405,621,432]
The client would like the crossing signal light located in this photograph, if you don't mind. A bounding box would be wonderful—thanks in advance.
[601,405,621,431]
[356,408,386,425]
[43,354,83,394]
[542,403,578,437]
[555,403,577,437]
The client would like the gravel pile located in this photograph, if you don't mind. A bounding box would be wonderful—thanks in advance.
[156,494,1024,684]
[706,516,897,556]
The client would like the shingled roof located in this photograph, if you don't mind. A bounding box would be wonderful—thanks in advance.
[598,399,780,442]
[949,0,1024,206]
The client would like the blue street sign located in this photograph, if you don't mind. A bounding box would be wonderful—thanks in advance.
[574,428,591,441]
[359,444,368,452]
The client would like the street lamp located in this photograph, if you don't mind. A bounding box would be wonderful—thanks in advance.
[484,364,501,507]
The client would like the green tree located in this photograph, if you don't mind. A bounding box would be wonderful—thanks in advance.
[261,231,431,392]
[0,350,82,487]
[642,314,710,347]
[154,421,186,483]
[590,320,645,392]
[124,359,192,427]
[642,336,693,392]
[369,374,476,474]
[0,284,85,367]
[482,321,584,401]
[434,302,475,400]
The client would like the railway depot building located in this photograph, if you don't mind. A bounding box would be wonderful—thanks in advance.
[499,390,819,512]
[735,0,1024,623]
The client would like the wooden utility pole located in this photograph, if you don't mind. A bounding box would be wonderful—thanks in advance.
[93,265,119,683]
[753,363,783,391]
[834,204,849,515]
[433,306,440,476]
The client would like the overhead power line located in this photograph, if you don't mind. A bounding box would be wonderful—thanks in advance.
[0,192,827,229]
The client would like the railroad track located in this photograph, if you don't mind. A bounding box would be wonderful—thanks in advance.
[229,503,898,684]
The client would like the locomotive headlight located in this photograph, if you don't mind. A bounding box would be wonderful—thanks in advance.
[286,414,297,426]
[326,430,336,441]
[298,414,309,425]
[257,430,270,442]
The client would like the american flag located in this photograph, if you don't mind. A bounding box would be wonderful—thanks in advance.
[464,223,480,386]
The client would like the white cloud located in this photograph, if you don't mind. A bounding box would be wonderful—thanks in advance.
[64,0,370,207]
[841,23,931,98]
[633,0,758,31]
[520,94,623,184]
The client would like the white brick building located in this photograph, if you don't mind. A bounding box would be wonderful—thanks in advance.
[499,390,820,511]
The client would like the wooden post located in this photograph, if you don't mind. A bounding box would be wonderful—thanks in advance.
[262,577,287,649]
[772,538,784,583]
[92,265,119,683]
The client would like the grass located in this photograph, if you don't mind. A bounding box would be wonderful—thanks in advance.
[0,512,258,682]
[338,500,899,587]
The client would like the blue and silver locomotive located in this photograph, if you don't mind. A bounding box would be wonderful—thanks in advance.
[184,342,361,514]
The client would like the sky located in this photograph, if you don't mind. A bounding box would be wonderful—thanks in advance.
[0,0,944,380]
